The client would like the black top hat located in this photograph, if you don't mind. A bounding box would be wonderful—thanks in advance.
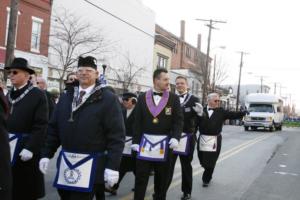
[78,56,97,69]
[122,92,137,99]
[5,57,35,74]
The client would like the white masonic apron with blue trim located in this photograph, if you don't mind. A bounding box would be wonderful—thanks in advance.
[173,133,192,155]
[54,149,99,192]
[8,133,28,165]
[137,133,168,162]
[123,136,133,156]
[199,135,217,152]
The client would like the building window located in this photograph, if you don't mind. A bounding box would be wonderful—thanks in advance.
[186,46,191,58]
[5,7,20,46]
[31,16,43,52]
[157,54,168,68]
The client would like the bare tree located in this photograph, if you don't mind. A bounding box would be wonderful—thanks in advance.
[108,53,145,93]
[211,57,229,91]
[48,9,109,92]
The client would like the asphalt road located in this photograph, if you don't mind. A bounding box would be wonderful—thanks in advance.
[42,125,300,200]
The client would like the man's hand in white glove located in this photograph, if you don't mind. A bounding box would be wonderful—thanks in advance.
[19,149,33,161]
[169,138,179,149]
[193,102,203,116]
[104,168,119,187]
[39,158,50,174]
[131,144,140,152]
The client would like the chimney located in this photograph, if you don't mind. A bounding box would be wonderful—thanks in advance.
[180,20,185,40]
[197,34,201,51]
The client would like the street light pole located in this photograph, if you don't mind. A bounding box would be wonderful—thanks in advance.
[236,51,249,111]
[196,18,226,105]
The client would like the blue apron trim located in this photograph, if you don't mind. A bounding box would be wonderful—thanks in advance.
[53,149,104,193]
[8,132,29,166]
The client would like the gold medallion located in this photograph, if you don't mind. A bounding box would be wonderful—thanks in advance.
[153,118,159,124]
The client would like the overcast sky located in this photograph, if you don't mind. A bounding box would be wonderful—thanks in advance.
[143,0,300,109]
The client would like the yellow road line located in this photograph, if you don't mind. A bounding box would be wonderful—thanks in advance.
[120,134,272,200]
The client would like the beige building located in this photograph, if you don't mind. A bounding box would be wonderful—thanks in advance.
[153,26,176,71]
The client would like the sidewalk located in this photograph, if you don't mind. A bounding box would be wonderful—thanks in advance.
[241,128,300,200]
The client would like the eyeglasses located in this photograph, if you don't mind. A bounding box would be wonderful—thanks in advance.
[214,100,220,103]
[8,70,18,75]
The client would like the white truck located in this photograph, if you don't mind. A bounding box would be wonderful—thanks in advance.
[244,93,284,132]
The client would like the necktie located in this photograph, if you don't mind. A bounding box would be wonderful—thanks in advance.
[77,91,86,106]
[208,108,214,111]
[153,92,163,96]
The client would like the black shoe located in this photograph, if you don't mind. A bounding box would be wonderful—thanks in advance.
[181,193,191,200]
[104,186,117,195]
[202,182,210,187]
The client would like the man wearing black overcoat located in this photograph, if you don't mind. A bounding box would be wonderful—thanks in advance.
[166,76,199,200]
[0,87,11,200]
[5,58,48,200]
[132,68,183,200]
[39,56,125,200]
[195,93,248,187]
[106,92,138,195]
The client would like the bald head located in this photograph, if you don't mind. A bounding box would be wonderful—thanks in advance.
[36,77,47,90]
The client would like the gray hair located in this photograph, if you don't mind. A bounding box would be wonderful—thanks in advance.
[207,93,219,101]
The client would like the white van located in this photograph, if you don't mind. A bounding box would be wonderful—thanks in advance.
[244,93,284,131]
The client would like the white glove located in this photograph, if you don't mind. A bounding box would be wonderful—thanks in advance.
[19,149,33,161]
[104,168,119,187]
[169,138,179,149]
[131,144,140,152]
[39,158,50,174]
[193,103,203,116]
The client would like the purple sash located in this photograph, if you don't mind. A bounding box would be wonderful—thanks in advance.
[145,90,169,118]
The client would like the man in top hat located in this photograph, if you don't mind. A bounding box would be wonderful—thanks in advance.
[166,76,200,200]
[5,57,49,200]
[0,86,11,200]
[194,93,248,187]
[106,92,138,195]
[131,68,183,200]
[39,56,125,200]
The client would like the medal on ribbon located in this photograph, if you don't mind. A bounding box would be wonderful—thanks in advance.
[145,89,169,124]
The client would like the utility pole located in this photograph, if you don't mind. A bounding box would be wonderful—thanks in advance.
[236,51,249,112]
[212,54,217,92]
[196,18,226,105]
[4,0,20,82]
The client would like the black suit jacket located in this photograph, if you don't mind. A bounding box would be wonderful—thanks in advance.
[198,106,246,136]
[133,91,183,144]
[180,93,200,134]
[123,107,136,137]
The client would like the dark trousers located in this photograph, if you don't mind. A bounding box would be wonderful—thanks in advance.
[114,156,136,189]
[0,189,11,200]
[134,153,172,200]
[58,184,105,200]
[167,140,195,194]
[202,167,215,183]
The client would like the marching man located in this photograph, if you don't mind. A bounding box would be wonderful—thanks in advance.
[132,68,183,200]
[194,93,248,187]
[166,76,200,200]
[39,56,125,200]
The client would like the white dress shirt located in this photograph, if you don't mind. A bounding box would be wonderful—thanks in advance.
[78,84,95,103]
[207,106,214,118]
[153,89,163,106]
[126,107,134,118]
[178,92,188,104]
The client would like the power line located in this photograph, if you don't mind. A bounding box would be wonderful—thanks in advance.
[82,0,154,38]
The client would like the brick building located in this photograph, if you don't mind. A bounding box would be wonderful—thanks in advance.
[0,0,52,80]
[155,21,210,98]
